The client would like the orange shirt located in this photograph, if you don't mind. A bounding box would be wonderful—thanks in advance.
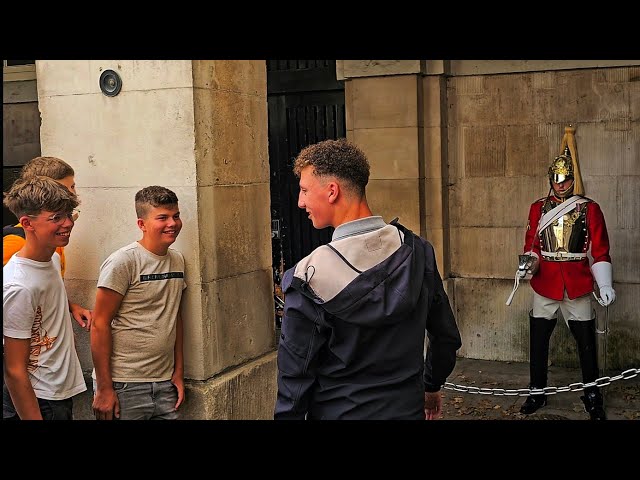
[2,223,66,278]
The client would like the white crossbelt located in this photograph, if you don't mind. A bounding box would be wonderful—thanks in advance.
[538,195,589,233]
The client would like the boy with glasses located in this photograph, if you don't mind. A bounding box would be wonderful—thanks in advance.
[3,176,87,420]
[3,156,92,330]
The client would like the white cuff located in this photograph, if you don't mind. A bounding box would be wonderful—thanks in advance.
[591,261,613,289]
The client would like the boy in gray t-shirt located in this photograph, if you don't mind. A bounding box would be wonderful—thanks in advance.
[91,186,186,420]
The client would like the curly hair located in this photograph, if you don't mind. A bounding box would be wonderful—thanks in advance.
[135,185,179,219]
[293,139,370,197]
[3,175,79,219]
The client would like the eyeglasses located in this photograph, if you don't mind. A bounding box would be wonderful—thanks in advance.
[28,210,80,225]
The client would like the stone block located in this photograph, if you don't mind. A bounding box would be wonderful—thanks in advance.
[463,126,506,177]
[342,60,422,78]
[449,227,521,278]
[367,179,421,233]
[351,75,419,129]
[192,60,266,96]
[203,269,275,377]
[193,88,269,186]
[353,127,419,180]
[197,184,272,282]
[181,352,277,419]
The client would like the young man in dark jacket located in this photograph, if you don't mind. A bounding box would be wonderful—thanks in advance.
[274,139,462,420]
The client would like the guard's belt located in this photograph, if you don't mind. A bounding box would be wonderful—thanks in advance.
[541,250,587,261]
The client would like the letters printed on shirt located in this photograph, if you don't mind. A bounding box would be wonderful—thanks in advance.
[140,272,184,282]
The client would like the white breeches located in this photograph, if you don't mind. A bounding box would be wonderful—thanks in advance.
[532,291,593,322]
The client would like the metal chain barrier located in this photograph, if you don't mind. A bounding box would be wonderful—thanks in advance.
[443,367,640,397]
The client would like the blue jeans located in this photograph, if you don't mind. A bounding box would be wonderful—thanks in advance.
[3,383,73,420]
[93,379,179,420]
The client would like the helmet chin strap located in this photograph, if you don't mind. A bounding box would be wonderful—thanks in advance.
[550,179,574,200]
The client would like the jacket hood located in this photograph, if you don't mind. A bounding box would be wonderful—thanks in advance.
[283,222,426,328]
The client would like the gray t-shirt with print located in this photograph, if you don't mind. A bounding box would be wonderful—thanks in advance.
[98,241,186,382]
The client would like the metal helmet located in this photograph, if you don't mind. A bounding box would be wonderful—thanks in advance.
[548,146,574,184]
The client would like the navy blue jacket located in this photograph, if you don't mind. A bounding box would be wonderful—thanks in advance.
[274,220,462,420]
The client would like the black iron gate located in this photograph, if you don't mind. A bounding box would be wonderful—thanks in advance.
[267,60,346,326]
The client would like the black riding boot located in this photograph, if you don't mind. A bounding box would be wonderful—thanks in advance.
[569,319,607,420]
[520,315,557,414]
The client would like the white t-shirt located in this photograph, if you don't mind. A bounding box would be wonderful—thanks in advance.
[96,241,186,382]
[3,254,86,400]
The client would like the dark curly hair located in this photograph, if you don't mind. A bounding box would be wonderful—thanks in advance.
[293,139,370,197]
[135,185,179,219]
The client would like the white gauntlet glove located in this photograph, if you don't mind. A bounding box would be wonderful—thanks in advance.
[592,262,616,306]
[599,286,616,305]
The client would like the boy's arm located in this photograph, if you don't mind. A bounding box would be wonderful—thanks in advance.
[4,336,42,419]
[54,249,93,331]
[90,286,123,420]
[171,296,185,410]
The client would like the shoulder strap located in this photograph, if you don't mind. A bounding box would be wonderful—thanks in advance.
[3,224,25,239]
[538,196,589,234]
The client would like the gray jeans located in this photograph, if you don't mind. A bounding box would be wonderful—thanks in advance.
[93,379,179,420]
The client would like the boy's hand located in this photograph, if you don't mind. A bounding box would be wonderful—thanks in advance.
[424,391,442,420]
[69,302,92,330]
[171,372,185,411]
[93,387,120,420]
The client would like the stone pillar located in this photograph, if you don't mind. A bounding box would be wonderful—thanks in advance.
[187,61,276,418]
[339,60,450,274]
[37,60,276,419]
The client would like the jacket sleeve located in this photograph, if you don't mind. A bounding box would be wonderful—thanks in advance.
[524,201,542,256]
[423,244,462,392]
[274,273,328,420]
[587,202,611,264]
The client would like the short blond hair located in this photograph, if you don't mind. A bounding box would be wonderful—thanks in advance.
[3,175,79,219]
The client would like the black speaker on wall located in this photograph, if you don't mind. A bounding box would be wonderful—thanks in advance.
[99,69,122,97]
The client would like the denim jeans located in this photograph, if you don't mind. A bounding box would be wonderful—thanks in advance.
[3,383,73,420]
[93,379,179,420]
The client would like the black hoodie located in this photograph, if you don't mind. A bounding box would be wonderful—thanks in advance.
[274,219,462,420]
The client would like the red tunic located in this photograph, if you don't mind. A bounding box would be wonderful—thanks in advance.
[524,196,611,301]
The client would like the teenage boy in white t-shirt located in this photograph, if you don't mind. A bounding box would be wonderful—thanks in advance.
[91,186,186,420]
[3,176,86,420]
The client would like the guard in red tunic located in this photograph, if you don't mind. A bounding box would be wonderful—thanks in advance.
[517,127,615,420]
